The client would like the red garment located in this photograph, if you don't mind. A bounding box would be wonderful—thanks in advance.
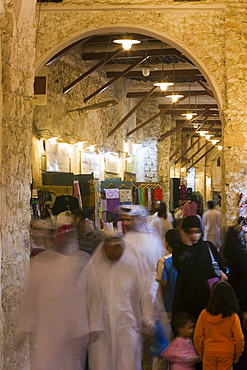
[153,189,163,201]
[182,201,198,218]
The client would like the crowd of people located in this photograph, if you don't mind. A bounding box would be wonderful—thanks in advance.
[16,197,247,370]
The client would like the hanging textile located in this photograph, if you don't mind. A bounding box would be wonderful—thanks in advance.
[105,188,119,199]
[119,189,132,203]
[153,188,163,201]
[106,198,120,212]
[139,188,145,206]
[148,188,152,211]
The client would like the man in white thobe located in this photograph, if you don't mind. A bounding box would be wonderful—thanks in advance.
[89,232,154,370]
[202,200,221,251]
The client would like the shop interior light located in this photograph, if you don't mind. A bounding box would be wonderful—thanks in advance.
[46,137,59,145]
[181,112,197,120]
[85,144,97,152]
[113,39,140,50]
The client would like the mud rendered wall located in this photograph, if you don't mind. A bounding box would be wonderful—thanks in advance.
[1,0,36,368]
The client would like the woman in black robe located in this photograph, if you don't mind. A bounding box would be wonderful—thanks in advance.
[171,216,228,320]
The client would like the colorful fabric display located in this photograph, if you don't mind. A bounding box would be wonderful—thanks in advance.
[105,188,119,199]
[139,188,145,206]
[119,189,132,203]
[101,199,107,212]
[106,198,120,212]
[153,188,163,201]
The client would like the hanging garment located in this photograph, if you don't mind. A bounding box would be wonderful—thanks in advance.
[52,196,79,215]
[106,198,120,212]
[119,189,132,203]
[153,189,163,201]
[104,188,119,199]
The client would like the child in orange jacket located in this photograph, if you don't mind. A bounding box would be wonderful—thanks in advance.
[194,281,244,370]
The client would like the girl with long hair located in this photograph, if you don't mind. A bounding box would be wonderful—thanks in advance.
[194,281,244,370]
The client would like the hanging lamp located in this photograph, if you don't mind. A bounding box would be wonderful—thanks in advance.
[181,81,197,119]
[153,42,174,91]
[166,62,184,102]
[113,36,140,51]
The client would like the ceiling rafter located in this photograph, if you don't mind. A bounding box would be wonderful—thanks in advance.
[84,57,149,103]
[106,69,201,79]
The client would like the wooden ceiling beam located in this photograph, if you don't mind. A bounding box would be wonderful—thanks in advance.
[63,48,123,94]
[46,36,94,66]
[187,145,218,171]
[175,137,201,165]
[108,86,157,137]
[126,91,211,98]
[126,96,187,137]
[84,57,148,103]
[169,117,208,160]
[159,104,218,110]
[82,48,182,61]
[159,109,219,116]
[106,69,201,78]
[159,109,210,142]
[176,119,221,125]
[192,76,214,98]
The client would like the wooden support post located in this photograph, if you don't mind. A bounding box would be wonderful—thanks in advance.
[84,57,148,103]
[108,86,157,137]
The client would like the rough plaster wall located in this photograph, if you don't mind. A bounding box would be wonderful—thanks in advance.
[158,115,171,202]
[221,6,247,226]
[1,0,36,369]
[33,49,123,187]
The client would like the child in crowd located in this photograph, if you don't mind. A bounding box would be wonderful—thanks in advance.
[194,281,244,370]
[161,312,200,369]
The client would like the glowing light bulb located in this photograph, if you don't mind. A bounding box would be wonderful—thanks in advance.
[166,94,184,102]
[154,82,174,91]
[205,135,213,140]
[210,139,220,145]
[181,113,197,120]
[142,67,150,77]
[113,39,140,50]
[217,145,222,150]
[198,131,209,136]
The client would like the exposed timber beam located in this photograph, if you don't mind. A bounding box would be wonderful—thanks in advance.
[126,96,187,137]
[159,109,219,116]
[176,119,221,125]
[126,91,211,99]
[169,117,208,160]
[63,48,123,94]
[159,104,218,110]
[106,69,201,79]
[183,141,209,167]
[82,48,183,61]
[84,57,148,103]
[159,109,210,142]
[187,145,218,171]
[175,137,201,165]
[192,76,214,98]
[174,122,214,164]
[46,36,93,66]
[108,86,157,137]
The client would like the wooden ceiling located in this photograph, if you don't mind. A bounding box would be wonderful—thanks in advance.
[46,32,221,160]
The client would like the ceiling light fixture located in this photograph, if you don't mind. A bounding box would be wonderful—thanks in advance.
[198,130,209,136]
[166,62,184,102]
[210,139,220,145]
[217,145,222,150]
[181,81,197,119]
[113,38,140,51]
[205,134,213,140]
[154,42,174,91]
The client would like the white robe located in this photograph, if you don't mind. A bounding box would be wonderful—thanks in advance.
[149,217,173,246]
[18,249,103,370]
[202,208,221,250]
[89,243,154,370]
